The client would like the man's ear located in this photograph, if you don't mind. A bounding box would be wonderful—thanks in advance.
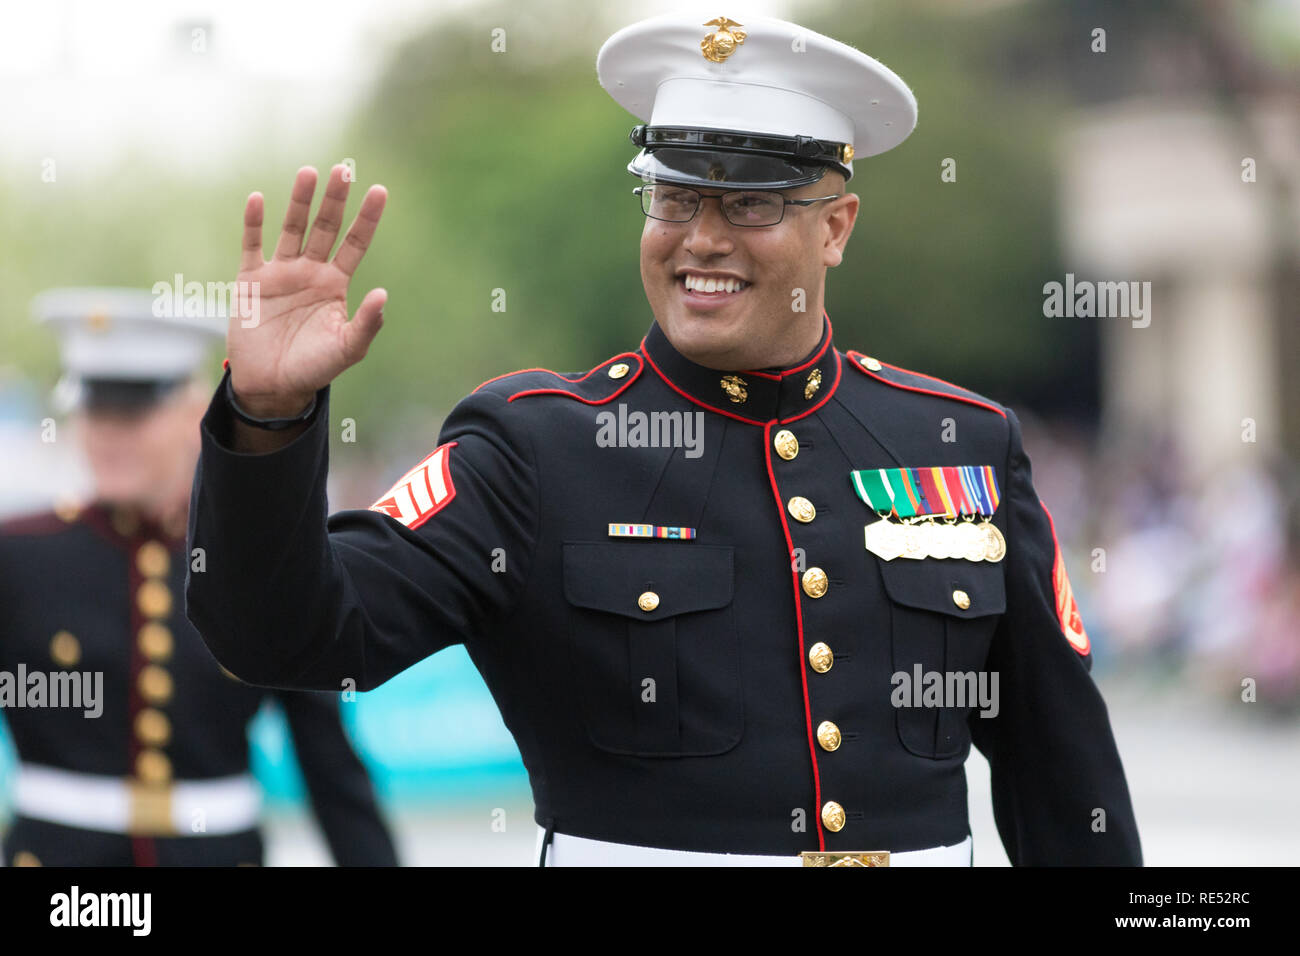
[822,192,859,268]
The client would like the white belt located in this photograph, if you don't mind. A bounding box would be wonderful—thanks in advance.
[13,763,262,837]
[537,826,973,866]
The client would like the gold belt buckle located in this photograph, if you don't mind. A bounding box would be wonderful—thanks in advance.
[128,780,178,836]
[800,850,890,867]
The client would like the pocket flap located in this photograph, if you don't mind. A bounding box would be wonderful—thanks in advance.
[878,557,1006,619]
[563,542,734,621]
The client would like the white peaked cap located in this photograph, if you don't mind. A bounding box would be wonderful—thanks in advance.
[598,13,917,188]
[32,287,225,410]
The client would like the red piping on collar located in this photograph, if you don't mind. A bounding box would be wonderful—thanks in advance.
[846,352,1007,419]
[639,339,772,425]
[762,420,826,852]
[76,504,187,551]
[0,510,74,537]
[741,314,835,381]
[639,336,842,427]
[778,349,841,425]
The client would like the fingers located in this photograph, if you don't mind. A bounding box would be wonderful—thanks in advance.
[273,167,319,260]
[302,165,351,262]
[332,185,388,277]
[343,288,388,362]
[240,193,264,272]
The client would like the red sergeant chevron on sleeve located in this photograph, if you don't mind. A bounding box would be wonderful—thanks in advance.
[1040,500,1091,656]
[368,441,459,530]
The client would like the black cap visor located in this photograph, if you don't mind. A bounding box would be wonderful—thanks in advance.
[629,147,837,190]
[80,378,185,413]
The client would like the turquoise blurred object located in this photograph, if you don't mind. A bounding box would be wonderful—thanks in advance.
[0,646,529,814]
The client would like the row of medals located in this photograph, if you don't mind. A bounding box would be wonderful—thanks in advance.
[864,515,1006,563]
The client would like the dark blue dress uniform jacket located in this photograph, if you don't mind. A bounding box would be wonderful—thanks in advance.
[0,503,398,866]
[186,315,1142,864]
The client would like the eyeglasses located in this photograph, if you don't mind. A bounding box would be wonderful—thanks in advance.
[634,184,842,227]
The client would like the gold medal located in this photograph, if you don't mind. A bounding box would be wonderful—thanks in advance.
[864,517,904,561]
[955,520,987,563]
[981,520,1007,563]
[919,519,946,559]
[900,521,926,560]
[942,519,967,559]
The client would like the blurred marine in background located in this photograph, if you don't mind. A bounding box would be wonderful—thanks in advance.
[0,289,398,866]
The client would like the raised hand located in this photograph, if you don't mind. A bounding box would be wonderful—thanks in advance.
[227,165,388,418]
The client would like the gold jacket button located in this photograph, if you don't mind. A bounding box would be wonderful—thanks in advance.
[138,665,173,705]
[637,591,660,612]
[773,429,799,460]
[135,749,172,785]
[787,496,816,523]
[801,568,829,599]
[138,623,174,661]
[821,801,846,832]
[49,630,81,668]
[816,720,842,752]
[860,355,882,372]
[135,708,172,747]
[807,642,833,673]
[136,580,172,619]
[136,541,170,578]
[952,589,971,610]
[608,363,630,380]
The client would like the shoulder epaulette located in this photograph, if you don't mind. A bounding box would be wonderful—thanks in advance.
[472,352,644,406]
[845,350,1007,419]
[0,505,82,537]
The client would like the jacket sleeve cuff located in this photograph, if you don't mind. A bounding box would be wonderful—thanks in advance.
[204,365,329,453]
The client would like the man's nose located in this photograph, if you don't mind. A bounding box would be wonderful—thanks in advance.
[682,195,736,255]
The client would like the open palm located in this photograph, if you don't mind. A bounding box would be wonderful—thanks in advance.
[227,165,388,417]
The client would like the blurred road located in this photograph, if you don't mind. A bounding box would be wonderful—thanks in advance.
[265,672,1300,866]
[967,674,1300,866]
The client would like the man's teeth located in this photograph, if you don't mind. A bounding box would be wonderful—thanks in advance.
[683,275,749,293]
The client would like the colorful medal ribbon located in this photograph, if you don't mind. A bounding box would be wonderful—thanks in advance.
[850,466,1004,563]
[850,466,999,518]
[608,523,697,540]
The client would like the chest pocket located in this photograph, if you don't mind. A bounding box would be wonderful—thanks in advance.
[562,542,741,757]
[880,558,1006,760]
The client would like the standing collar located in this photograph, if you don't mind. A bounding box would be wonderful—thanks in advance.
[639,312,842,425]
[80,500,188,547]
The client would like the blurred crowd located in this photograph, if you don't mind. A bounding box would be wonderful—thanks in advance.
[1022,413,1300,715]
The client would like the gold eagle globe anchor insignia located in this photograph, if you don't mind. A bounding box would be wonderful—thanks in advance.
[720,374,748,403]
[701,17,746,62]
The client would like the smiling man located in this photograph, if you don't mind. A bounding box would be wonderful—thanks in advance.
[186,13,1141,866]
[638,170,854,371]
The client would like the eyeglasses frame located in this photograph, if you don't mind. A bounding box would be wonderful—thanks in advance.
[633,183,843,227]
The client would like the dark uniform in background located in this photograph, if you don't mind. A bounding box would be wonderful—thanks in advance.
[186,15,1141,865]
[0,290,397,867]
